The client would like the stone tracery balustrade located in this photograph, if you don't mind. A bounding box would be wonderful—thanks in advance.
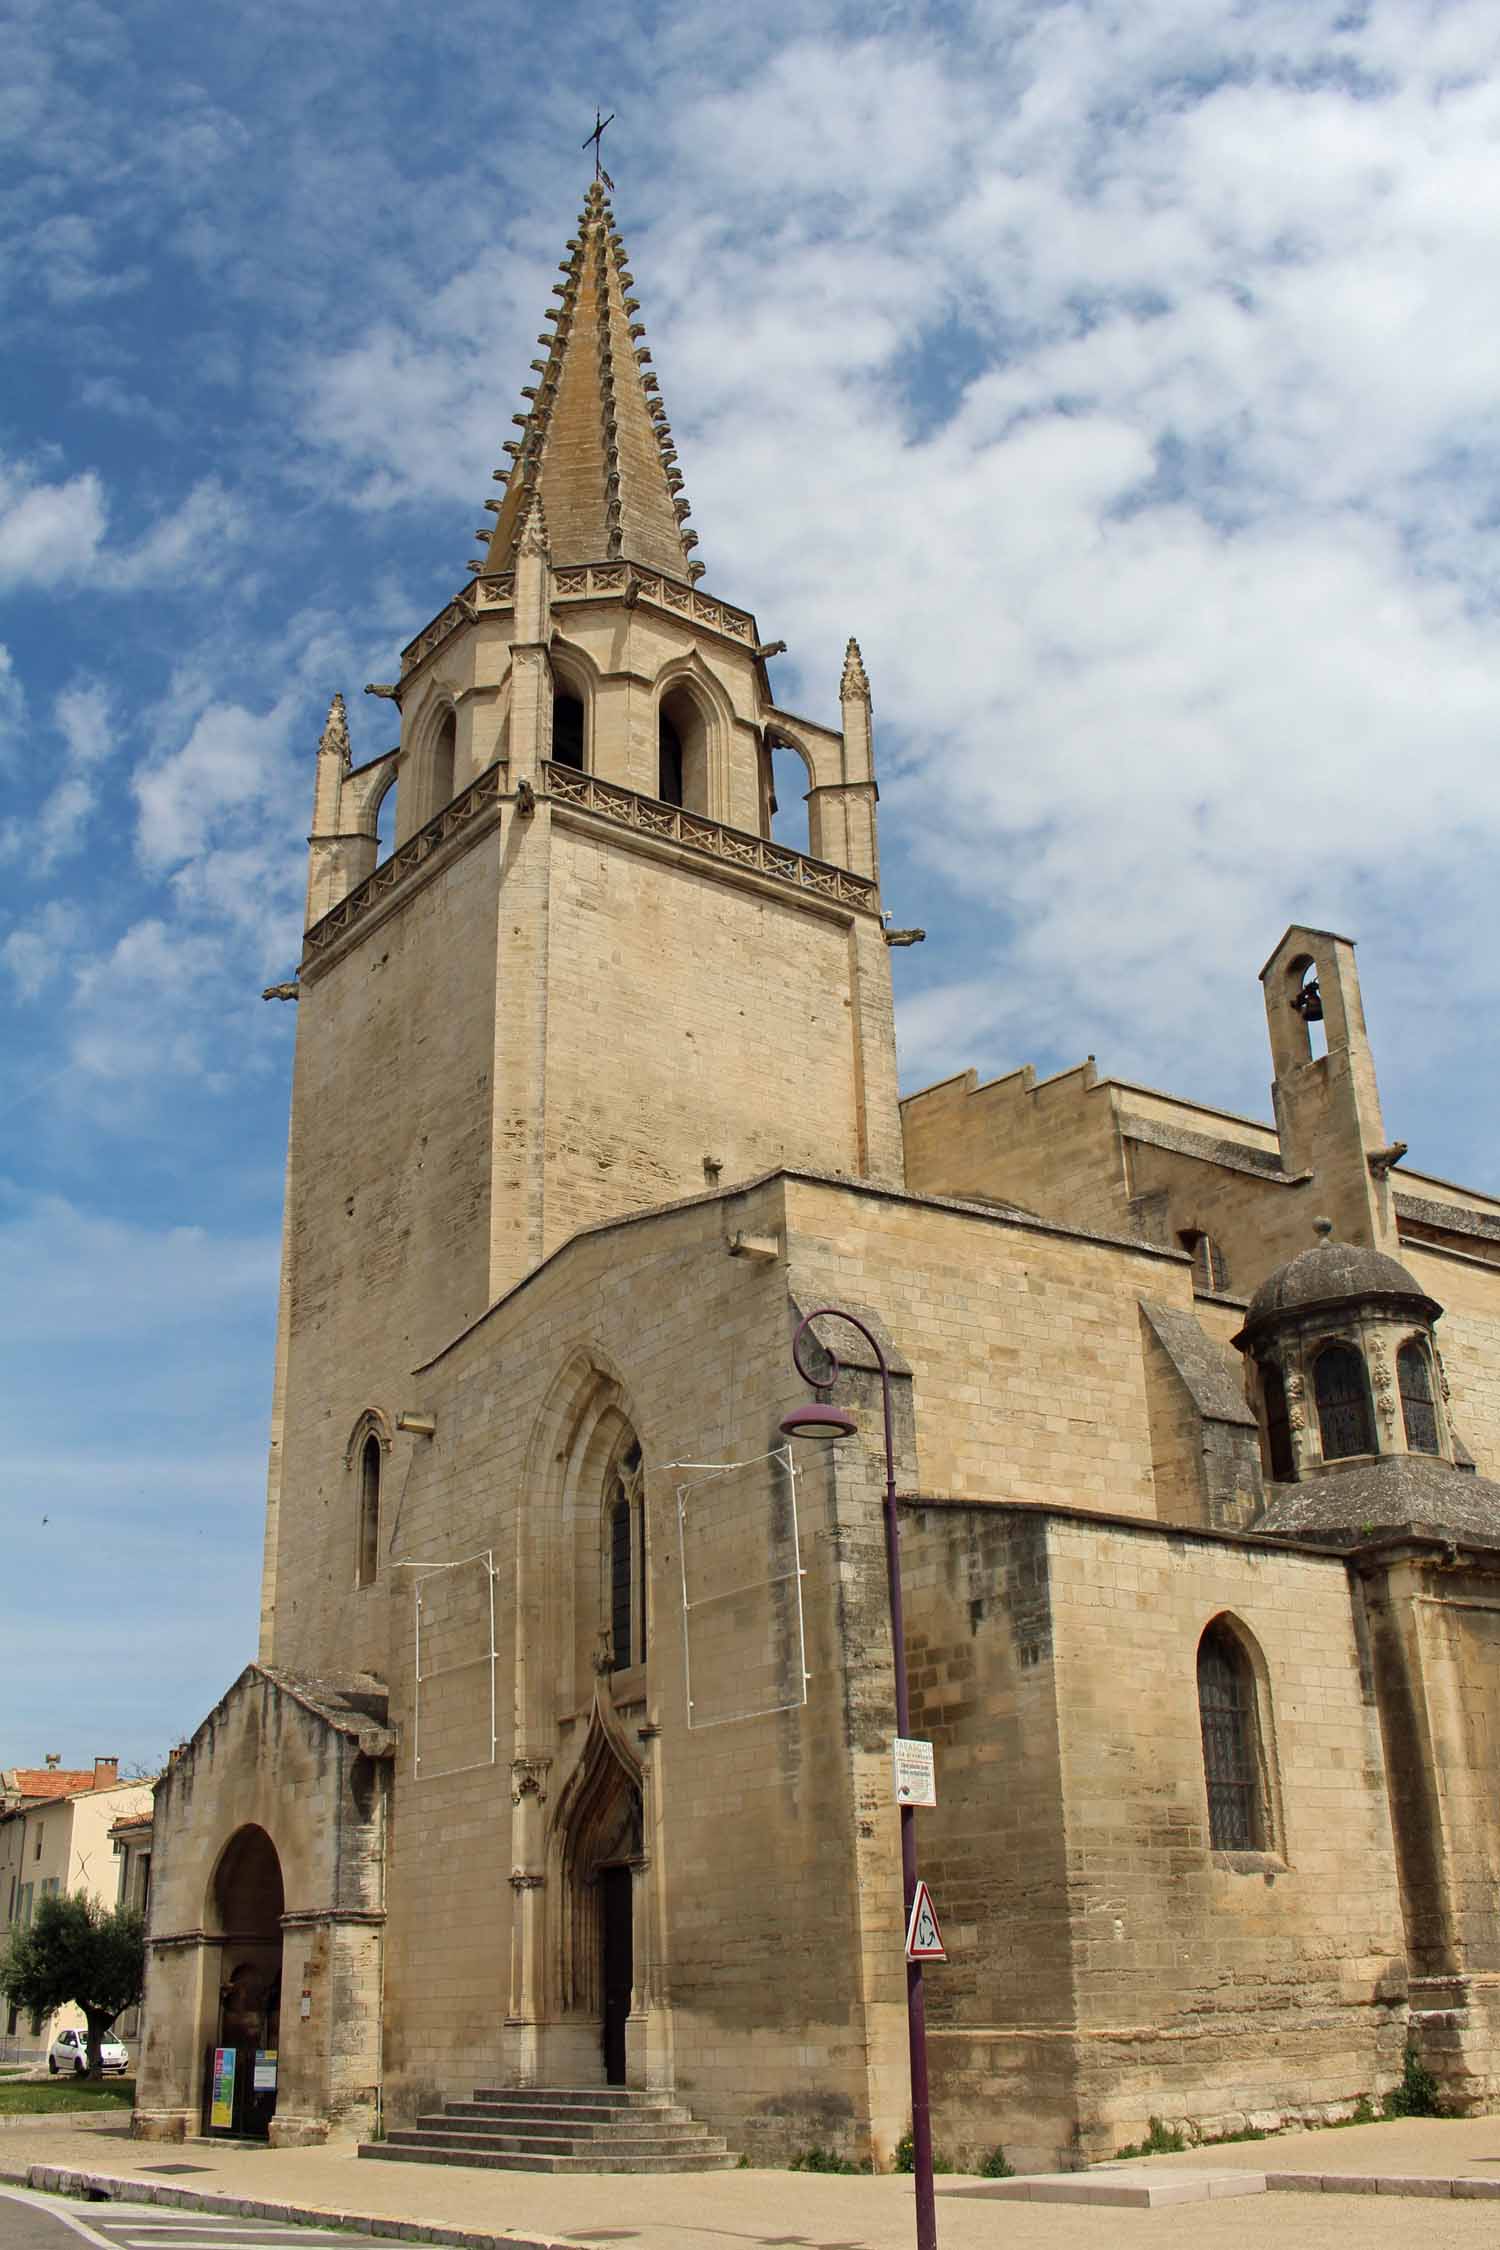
[544,762,878,911]
[303,764,505,956]
[398,566,756,678]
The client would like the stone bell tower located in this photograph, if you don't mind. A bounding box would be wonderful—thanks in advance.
[1261,924,1401,1252]
[259,180,902,1678]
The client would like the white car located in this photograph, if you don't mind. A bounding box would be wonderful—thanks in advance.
[47,2026,128,2076]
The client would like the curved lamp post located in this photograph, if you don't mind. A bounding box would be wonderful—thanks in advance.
[780,1307,937,2250]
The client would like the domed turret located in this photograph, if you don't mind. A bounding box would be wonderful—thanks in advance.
[1240,1233,1439,1342]
[1233,1220,1452,1489]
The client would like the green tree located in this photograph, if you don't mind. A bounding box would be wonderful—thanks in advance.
[0,1892,145,2081]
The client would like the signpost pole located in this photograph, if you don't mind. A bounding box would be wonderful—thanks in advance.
[783,1308,937,2250]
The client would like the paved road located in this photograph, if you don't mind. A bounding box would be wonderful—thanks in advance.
[0,2186,411,2250]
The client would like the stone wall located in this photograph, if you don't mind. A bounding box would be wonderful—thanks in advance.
[902,1504,1408,2170]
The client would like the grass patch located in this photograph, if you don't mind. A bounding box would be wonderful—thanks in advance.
[1114,2117,1187,2160]
[789,2146,862,2173]
[0,2077,135,2115]
[1385,2048,1443,2119]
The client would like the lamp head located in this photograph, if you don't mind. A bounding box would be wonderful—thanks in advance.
[779,1399,859,1443]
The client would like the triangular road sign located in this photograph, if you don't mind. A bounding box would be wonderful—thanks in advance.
[905,1878,946,1961]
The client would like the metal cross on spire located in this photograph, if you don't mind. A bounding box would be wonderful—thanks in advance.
[583,108,616,190]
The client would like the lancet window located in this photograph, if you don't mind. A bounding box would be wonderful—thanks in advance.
[606,1439,646,1671]
[553,690,585,771]
[1314,1343,1374,1460]
[1398,1341,1440,1455]
[657,712,683,806]
[356,1434,381,1588]
[430,709,456,816]
[1197,1620,1265,1851]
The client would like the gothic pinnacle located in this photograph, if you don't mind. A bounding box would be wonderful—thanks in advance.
[517,488,550,560]
[320,692,351,769]
[841,638,871,704]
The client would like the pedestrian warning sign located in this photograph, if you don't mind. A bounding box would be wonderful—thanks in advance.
[905,1879,946,1961]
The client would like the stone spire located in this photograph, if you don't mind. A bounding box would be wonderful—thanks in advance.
[478,181,703,585]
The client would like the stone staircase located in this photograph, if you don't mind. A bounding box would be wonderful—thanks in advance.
[358,2085,737,2173]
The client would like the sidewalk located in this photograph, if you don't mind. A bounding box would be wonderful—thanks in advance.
[3,2111,1500,2250]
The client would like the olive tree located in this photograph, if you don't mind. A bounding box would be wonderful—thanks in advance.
[0,1892,145,2080]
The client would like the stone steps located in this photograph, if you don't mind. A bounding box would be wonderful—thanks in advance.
[358,2084,737,2174]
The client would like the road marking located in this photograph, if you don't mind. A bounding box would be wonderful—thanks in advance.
[0,2186,126,2250]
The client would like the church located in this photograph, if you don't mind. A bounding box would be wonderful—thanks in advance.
[134,180,1500,2175]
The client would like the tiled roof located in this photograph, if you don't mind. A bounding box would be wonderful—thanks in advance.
[2,1769,96,1801]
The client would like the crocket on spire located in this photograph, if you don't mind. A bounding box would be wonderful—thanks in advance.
[477,182,702,586]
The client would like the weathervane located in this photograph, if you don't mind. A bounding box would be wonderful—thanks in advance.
[584,107,615,189]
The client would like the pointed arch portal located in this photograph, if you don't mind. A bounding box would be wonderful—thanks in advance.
[552,1701,643,2084]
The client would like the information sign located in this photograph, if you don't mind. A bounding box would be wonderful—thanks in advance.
[892,1735,936,1807]
[209,2045,236,2129]
[253,2049,278,2093]
[905,1879,947,1962]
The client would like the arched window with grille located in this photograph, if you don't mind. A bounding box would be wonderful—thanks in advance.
[356,1434,381,1588]
[1260,1362,1295,1481]
[1398,1341,1440,1454]
[1314,1342,1374,1460]
[1197,1619,1266,1851]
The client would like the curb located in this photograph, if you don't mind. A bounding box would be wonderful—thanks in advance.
[1266,2170,1500,2198]
[0,2161,592,2249]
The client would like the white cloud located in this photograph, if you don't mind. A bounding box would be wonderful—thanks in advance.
[0,644,24,765]
[133,698,297,870]
[1,902,71,1001]
[0,459,107,589]
[0,455,245,595]
[0,1184,277,1344]
[106,478,242,591]
[55,680,113,767]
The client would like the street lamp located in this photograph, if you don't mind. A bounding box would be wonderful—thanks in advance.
[780,1306,937,2250]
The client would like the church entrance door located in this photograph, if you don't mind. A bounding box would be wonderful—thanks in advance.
[600,1864,632,2085]
[204,1825,284,2139]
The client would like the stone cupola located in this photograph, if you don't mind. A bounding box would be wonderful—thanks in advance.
[1233,1221,1449,1487]
[1230,1220,1500,1549]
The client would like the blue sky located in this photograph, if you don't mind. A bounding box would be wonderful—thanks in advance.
[5,0,1500,1766]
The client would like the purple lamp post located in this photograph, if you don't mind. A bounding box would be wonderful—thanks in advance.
[779,1306,937,2250]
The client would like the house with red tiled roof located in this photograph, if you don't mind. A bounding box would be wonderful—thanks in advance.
[0,1758,112,1811]
[1,1758,155,2065]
